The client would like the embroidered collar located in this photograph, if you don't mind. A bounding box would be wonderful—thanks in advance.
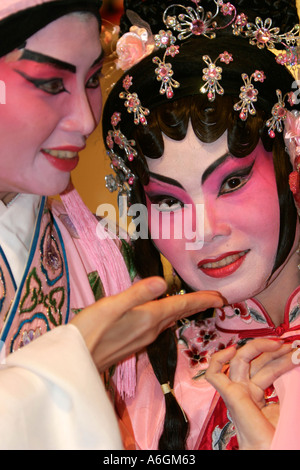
[215,286,300,339]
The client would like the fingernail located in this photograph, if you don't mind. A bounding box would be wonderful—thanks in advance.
[147,277,167,295]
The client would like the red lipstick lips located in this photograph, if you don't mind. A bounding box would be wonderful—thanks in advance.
[198,250,249,278]
[41,146,84,172]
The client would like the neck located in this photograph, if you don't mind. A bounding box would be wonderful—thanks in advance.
[0,192,19,206]
[255,247,300,326]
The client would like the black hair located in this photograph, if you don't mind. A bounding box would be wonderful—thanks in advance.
[0,0,102,57]
[103,0,299,450]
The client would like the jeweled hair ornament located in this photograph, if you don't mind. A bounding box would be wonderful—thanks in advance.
[103,0,300,200]
[233,70,266,121]
[200,51,233,101]
[163,0,237,39]
[120,75,150,124]
[105,111,136,196]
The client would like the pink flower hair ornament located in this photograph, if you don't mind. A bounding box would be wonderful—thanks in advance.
[103,1,300,206]
[115,11,156,71]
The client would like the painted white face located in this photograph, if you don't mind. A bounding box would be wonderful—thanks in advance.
[0,13,102,197]
[144,124,281,304]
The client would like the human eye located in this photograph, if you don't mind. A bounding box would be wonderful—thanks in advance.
[148,194,183,212]
[218,163,254,196]
[34,78,67,94]
[86,67,102,89]
[15,70,67,95]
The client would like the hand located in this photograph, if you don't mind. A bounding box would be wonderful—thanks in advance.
[71,276,224,371]
[205,338,295,450]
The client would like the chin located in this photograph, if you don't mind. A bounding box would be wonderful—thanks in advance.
[43,179,71,197]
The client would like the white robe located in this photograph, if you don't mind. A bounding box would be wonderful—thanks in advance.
[0,194,123,449]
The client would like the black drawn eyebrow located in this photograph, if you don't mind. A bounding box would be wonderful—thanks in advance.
[20,49,77,73]
[149,172,184,189]
[201,152,231,185]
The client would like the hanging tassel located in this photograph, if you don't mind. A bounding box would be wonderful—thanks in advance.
[60,182,136,398]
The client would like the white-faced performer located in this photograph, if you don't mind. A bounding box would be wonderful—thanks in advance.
[102,0,300,450]
[0,0,225,449]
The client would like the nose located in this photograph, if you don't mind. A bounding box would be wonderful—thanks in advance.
[60,89,99,137]
[202,202,231,243]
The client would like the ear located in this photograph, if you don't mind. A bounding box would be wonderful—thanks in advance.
[284,110,300,169]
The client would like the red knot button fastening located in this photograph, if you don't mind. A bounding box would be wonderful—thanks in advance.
[274,325,286,336]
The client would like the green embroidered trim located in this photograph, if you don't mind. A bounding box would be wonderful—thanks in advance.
[88,270,105,301]
[70,271,104,316]
[71,308,82,315]
[120,239,137,281]
[19,267,64,326]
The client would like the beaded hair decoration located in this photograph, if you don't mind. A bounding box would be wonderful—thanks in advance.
[105,0,300,199]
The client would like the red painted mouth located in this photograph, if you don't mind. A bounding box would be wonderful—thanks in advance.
[198,250,249,278]
[41,147,83,172]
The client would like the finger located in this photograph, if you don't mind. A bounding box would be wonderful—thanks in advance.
[251,347,295,391]
[149,290,225,331]
[229,338,283,382]
[205,346,237,390]
[250,342,292,377]
[92,288,225,364]
[95,276,168,315]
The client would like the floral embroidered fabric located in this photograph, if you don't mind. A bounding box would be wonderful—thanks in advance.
[175,290,300,450]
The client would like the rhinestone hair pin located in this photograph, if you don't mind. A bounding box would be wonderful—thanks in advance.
[105,112,136,196]
[106,1,300,199]
[200,51,233,101]
[119,75,150,125]
[163,0,237,40]
[233,70,266,121]
[232,14,300,54]
[152,0,237,98]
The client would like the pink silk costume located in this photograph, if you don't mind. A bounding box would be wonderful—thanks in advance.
[115,288,300,450]
[0,195,135,353]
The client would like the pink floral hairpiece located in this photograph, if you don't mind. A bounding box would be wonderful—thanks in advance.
[153,30,180,99]
[105,112,136,196]
[233,70,266,121]
[232,12,300,79]
[151,0,236,99]
[200,51,233,101]
[232,14,300,56]
[266,89,296,138]
[115,24,155,71]
[106,1,299,202]
[163,0,237,40]
[119,75,150,125]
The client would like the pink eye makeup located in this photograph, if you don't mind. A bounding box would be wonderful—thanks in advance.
[14,69,68,94]
[85,65,103,89]
[11,49,104,95]
[144,173,192,211]
[217,162,254,196]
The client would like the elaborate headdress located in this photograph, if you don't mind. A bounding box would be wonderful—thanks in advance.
[0,0,102,57]
[102,0,300,201]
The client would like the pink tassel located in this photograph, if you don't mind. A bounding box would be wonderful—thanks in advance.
[60,183,136,398]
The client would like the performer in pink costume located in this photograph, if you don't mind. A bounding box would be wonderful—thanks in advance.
[0,0,224,449]
[103,0,300,450]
